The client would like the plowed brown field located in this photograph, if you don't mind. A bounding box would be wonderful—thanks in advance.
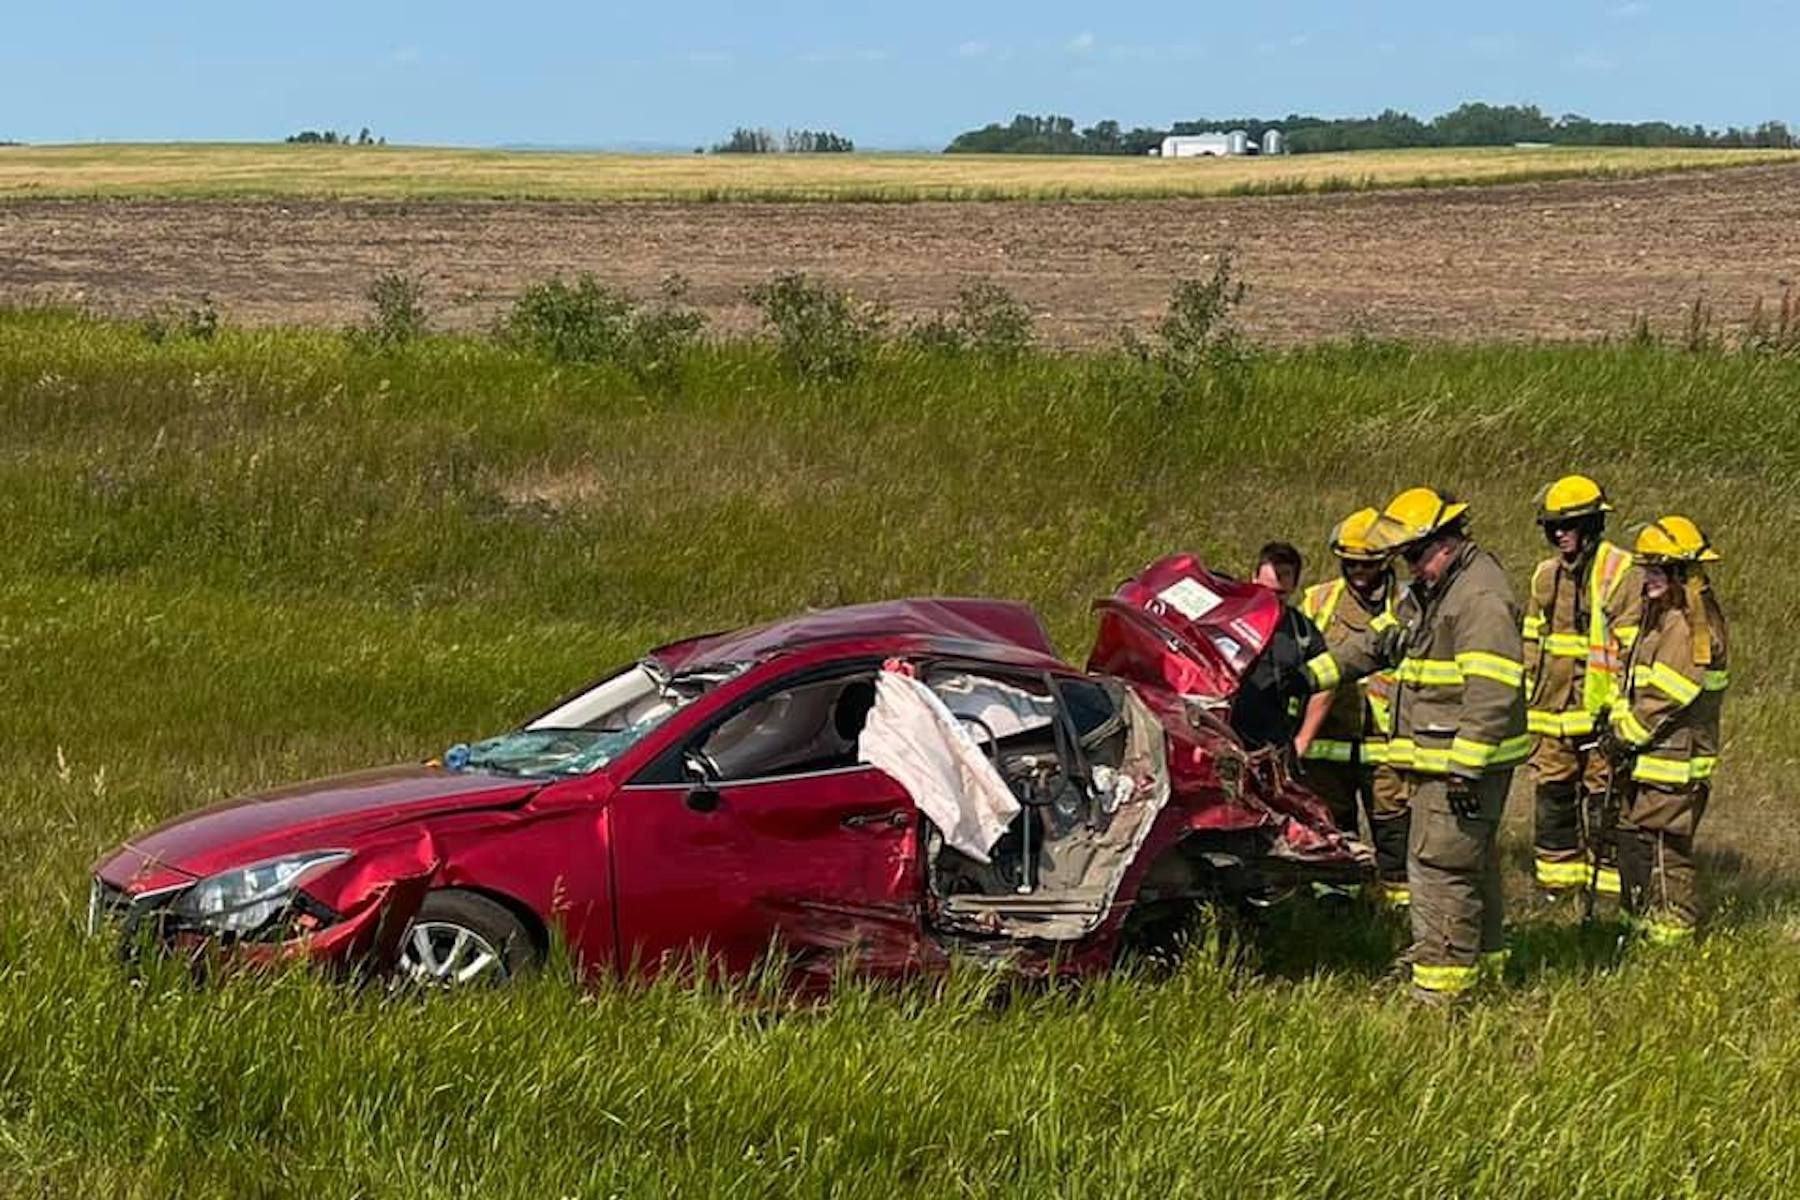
[4,163,1797,346]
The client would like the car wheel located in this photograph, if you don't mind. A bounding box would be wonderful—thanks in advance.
[397,890,539,987]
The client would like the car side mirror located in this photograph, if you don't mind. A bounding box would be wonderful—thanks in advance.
[682,752,722,814]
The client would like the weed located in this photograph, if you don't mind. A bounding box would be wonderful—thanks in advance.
[1119,253,1253,400]
[748,271,886,382]
[349,271,429,350]
[499,273,705,388]
[907,282,1036,362]
[138,294,220,344]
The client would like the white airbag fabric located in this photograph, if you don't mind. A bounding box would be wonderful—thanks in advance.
[858,671,1021,862]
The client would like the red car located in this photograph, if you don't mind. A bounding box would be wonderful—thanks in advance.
[90,555,1364,987]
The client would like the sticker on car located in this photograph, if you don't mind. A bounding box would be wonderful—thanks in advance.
[1154,578,1223,621]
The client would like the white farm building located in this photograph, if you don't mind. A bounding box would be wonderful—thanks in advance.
[1154,129,1285,158]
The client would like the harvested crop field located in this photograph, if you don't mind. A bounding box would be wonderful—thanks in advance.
[4,162,1799,345]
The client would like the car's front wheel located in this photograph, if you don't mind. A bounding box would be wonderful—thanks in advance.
[396,890,539,987]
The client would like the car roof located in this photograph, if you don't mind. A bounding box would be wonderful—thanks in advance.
[649,597,1067,675]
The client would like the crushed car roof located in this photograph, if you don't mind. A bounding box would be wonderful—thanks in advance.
[650,598,1063,673]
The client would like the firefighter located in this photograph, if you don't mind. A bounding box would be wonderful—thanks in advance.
[1298,508,1411,905]
[1603,516,1728,945]
[1332,487,1529,1001]
[1521,475,1643,899]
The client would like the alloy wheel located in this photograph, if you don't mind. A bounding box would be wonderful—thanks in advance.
[398,920,507,987]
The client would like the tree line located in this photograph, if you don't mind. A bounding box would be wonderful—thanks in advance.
[946,104,1797,155]
[711,127,854,154]
[287,128,384,146]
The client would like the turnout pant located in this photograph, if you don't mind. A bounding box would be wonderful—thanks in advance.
[1617,782,1709,943]
[1307,760,1411,900]
[1406,770,1511,996]
[1529,734,1618,893]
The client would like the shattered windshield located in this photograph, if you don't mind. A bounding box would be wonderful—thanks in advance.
[457,663,735,779]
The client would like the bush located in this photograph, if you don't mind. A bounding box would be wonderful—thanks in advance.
[1119,253,1252,399]
[349,272,429,350]
[499,274,705,387]
[748,273,886,382]
[138,295,220,345]
[908,282,1035,362]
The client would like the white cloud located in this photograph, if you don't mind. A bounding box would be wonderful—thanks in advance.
[956,40,989,58]
[1608,1,1648,17]
[1066,31,1096,54]
[390,45,420,66]
[683,50,732,65]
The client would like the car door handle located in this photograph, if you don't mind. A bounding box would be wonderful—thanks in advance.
[842,809,910,830]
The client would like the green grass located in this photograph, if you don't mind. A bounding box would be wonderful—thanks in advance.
[3,142,1797,202]
[3,310,1800,1196]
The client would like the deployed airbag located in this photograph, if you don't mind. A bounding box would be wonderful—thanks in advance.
[858,670,1021,862]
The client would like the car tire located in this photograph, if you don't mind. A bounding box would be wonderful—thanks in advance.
[397,890,540,987]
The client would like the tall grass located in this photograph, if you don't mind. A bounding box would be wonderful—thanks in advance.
[3,309,1799,1195]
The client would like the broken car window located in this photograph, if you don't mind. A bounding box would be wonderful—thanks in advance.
[461,664,727,778]
[696,674,877,781]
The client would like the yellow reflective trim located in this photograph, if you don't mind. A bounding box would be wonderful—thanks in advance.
[1542,632,1587,659]
[1595,866,1621,896]
[1370,611,1399,633]
[1301,579,1346,629]
[1521,614,1547,639]
[1610,701,1654,748]
[1645,921,1695,946]
[1535,859,1590,888]
[1615,625,1640,650]
[1363,740,1391,764]
[1396,658,1463,687]
[1528,708,1597,737]
[1379,884,1411,908]
[1457,651,1525,688]
[1703,670,1730,692]
[1307,652,1342,691]
[1632,754,1704,785]
[1641,663,1701,706]
[1302,739,1356,763]
[1385,738,1451,774]
[1412,962,1477,993]
[1449,733,1531,770]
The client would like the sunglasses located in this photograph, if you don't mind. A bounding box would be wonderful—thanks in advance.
[1543,519,1585,537]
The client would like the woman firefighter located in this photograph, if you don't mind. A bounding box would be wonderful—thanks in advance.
[1603,516,1729,944]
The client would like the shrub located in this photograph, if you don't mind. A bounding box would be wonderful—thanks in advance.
[349,272,429,350]
[907,282,1035,362]
[1119,252,1252,399]
[748,272,886,382]
[499,273,705,387]
[139,295,220,345]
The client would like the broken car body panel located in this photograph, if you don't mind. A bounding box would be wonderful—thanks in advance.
[90,562,1363,985]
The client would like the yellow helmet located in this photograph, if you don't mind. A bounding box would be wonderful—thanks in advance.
[1633,515,1721,566]
[1370,487,1469,552]
[1328,507,1387,562]
[1536,474,1613,524]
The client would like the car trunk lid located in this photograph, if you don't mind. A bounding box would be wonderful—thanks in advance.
[1087,553,1281,701]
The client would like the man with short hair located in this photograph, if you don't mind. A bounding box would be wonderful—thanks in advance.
[1230,542,1338,756]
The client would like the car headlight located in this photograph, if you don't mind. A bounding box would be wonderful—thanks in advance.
[172,850,352,938]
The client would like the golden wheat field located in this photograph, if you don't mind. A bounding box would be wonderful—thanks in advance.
[1,141,1795,202]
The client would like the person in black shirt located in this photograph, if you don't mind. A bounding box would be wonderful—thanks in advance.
[1231,542,1337,752]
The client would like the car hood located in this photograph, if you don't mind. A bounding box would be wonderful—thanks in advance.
[101,764,543,883]
[1087,553,1282,701]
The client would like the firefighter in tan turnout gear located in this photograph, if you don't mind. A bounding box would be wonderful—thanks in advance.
[1521,476,1643,898]
[1603,516,1728,944]
[1299,509,1411,905]
[1332,488,1529,1001]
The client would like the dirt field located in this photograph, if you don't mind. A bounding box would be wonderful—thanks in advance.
[4,163,1798,346]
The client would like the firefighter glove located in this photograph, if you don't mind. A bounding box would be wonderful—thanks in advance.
[1447,774,1482,820]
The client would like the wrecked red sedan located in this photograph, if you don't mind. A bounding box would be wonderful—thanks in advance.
[90,555,1365,987]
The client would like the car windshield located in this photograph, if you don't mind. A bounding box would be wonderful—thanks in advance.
[462,662,733,778]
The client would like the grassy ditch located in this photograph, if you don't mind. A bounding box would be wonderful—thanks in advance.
[3,309,1799,1195]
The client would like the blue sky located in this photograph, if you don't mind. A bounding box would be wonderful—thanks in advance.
[5,1,1794,148]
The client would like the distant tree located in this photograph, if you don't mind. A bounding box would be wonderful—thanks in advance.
[714,127,776,154]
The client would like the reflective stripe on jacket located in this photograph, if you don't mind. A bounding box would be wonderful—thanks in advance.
[1332,542,1528,778]
[1299,575,1398,764]
[1522,542,1643,738]
[1609,589,1728,788]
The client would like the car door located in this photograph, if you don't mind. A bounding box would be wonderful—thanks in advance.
[607,667,928,979]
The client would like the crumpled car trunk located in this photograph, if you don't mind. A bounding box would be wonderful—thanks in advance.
[1087,553,1280,702]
